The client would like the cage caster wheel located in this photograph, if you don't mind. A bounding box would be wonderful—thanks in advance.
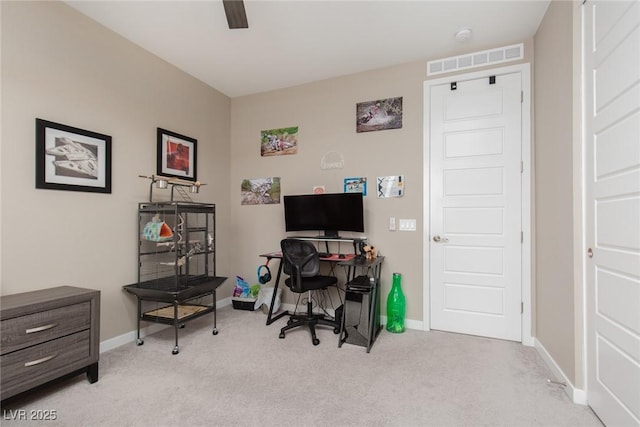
[212,328,219,335]
[172,346,179,355]
[279,332,285,339]
[312,338,320,346]
[136,338,144,346]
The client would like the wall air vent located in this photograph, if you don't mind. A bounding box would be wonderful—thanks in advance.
[427,43,524,76]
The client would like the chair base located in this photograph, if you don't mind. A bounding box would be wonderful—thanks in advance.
[279,300,340,346]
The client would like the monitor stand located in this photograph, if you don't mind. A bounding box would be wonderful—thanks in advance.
[322,230,340,238]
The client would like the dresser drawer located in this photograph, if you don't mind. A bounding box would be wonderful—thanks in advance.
[1,330,91,397]
[1,302,90,355]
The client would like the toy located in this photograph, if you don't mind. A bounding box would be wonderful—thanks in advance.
[362,244,378,260]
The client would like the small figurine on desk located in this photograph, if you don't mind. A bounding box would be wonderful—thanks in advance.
[362,243,378,260]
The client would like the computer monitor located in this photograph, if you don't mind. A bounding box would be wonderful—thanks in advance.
[283,192,364,238]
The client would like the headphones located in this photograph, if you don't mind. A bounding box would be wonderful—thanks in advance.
[257,264,272,284]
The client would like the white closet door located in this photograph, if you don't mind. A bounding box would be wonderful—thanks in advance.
[584,1,640,425]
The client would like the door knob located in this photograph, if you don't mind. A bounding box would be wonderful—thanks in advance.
[433,235,449,243]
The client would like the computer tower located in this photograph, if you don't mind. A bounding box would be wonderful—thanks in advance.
[342,276,379,348]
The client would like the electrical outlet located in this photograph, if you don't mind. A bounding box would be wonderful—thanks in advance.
[399,219,417,231]
[389,217,396,231]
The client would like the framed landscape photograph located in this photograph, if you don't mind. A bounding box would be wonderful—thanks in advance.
[35,118,112,193]
[157,128,197,181]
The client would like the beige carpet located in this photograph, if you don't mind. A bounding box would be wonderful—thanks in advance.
[1,306,601,426]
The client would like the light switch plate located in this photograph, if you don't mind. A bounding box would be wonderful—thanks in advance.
[389,217,396,231]
[399,219,416,231]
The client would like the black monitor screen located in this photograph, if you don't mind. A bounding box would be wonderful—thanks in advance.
[284,193,364,238]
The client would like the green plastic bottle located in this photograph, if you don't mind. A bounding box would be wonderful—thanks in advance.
[386,273,406,333]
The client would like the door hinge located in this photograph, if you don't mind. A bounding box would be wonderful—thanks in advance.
[520,161,524,173]
[521,91,524,103]
[521,302,524,314]
[521,231,524,243]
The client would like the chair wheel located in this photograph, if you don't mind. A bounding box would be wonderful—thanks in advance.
[313,338,320,346]
[287,319,294,325]
[279,332,285,339]
[333,327,340,334]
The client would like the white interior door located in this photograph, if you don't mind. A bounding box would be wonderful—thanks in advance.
[585,1,640,425]
[429,72,522,341]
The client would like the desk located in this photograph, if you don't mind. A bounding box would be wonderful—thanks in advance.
[258,251,355,326]
[259,244,384,351]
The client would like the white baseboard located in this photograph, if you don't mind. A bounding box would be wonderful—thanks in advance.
[100,298,233,354]
[533,338,587,405]
[218,296,232,308]
[99,323,168,353]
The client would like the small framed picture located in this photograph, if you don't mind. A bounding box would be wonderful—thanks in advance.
[35,118,112,193]
[344,177,367,196]
[157,128,197,181]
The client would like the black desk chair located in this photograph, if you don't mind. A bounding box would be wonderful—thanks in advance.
[279,238,341,346]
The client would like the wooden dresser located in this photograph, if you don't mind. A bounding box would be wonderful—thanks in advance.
[0,286,100,401]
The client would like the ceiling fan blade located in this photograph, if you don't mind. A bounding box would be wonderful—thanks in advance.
[222,0,248,29]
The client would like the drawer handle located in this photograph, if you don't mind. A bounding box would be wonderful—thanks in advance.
[24,353,58,367]
[25,323,59,334]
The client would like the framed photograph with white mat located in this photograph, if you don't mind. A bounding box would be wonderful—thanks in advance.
[35,118,112,193]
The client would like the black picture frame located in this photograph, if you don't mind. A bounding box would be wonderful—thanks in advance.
[35,118,112,193]
[157,128,197,182]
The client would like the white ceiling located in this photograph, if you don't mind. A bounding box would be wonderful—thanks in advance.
[66,0,550,98]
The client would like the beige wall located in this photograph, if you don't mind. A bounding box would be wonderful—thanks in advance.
[229,40,534,322]
[0,1,232,341]
[533,0,577,385]
[230,63,426,316]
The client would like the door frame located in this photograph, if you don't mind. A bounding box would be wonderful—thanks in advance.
[422,63,533,345]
